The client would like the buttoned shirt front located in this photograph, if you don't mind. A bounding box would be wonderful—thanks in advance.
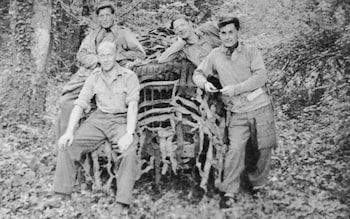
[193,43,271,113]
[74,65,140,114]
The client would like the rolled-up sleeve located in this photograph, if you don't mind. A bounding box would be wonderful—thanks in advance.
[74,74,95,113]
[192,53,214,89]
[125,73,140,104]
[234,47,267,95]
[158,38,186,63]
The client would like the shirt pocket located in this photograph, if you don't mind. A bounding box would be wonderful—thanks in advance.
[112,85,127,106]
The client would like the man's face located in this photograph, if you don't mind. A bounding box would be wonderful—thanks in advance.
[173,19,193,40]
[98,45,116,71]
[98,8,114,29]
[219,23,239,48]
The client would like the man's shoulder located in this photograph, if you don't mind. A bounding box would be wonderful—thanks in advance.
[195,22,221,47]
[239,43,261,55]
[111,24,132,35]
[209,47,222,55]
[84,27,101,38]
[196,21,219,36]
[119,66,138,78]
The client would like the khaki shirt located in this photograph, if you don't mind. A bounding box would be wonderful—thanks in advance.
[159,22,221,66]
[77,23,146,71]
[193,43,271,113]
[74,65,140,114]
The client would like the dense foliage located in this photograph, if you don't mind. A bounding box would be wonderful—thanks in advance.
[268,0,350,151]
[0,0,349,218]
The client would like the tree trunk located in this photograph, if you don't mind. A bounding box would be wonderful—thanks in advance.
[0,0,51,127]
[32,0,51,76]
[29,0,52,124]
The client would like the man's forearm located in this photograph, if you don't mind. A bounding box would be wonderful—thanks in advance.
[118,50,146,61]
[126,101,138,134]
[77,50,99,69]
[234,69,267,95]
[158,39,186,63]
[65,105,84,134]
[193,69,208,89]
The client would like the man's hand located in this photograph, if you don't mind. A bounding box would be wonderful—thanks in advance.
[58,133,74,151]
[175,37,186,49]
[204,82,218,93]
[124,59,142,69]
[117,133,134,152]
[220,85,236,97]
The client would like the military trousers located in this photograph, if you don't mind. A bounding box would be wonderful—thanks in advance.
[218,104,276,194]
[53,110,139,205]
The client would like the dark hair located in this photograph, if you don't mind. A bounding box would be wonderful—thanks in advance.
[217,17,240,31]
[96,4,115,15]
[170,14,191,29]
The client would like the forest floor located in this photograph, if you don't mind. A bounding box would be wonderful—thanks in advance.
[0,25,349,219]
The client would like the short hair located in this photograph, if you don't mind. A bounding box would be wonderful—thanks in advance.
[170,14,191,29]
[96,2,115,15]
[97,41,117,54]
[217,17,240,31]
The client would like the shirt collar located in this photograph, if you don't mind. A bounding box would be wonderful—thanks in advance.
[99,64,125,81]
[219,42,243,54]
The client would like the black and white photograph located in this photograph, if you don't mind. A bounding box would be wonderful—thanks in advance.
[0,0,349,218]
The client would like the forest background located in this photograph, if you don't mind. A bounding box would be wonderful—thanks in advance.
[0,0,349,218]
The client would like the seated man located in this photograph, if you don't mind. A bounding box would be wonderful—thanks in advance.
[193,17,277,208]
[57,1,145,140]
[53,41,140,213]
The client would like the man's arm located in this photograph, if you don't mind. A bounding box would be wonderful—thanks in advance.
[117,73,140,152]
[58,105,83,150]
[64,105,83,135]
[192,52,218,92]
[117,29,146,61]
[126,100,138,135]
[229,47,267,95]
[58,74,95,150]
[158,37,186,63]
[76,32,99,69]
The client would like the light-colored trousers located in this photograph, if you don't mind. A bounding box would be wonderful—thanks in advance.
[53,110,139,205]
[218,104,276,194]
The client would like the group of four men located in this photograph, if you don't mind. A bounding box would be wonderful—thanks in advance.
[52,2,277,212]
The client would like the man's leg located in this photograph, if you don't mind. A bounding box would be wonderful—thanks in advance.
[218,114,250,195]
[53,115,106,195]
[115,138,138,205]
[249,147,272,189]
[248,104,276,189]
[104,115,139,205]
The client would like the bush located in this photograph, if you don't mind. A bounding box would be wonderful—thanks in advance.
[268,0,350,150]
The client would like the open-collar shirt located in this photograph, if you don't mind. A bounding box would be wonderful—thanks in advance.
[74,64,140,114]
